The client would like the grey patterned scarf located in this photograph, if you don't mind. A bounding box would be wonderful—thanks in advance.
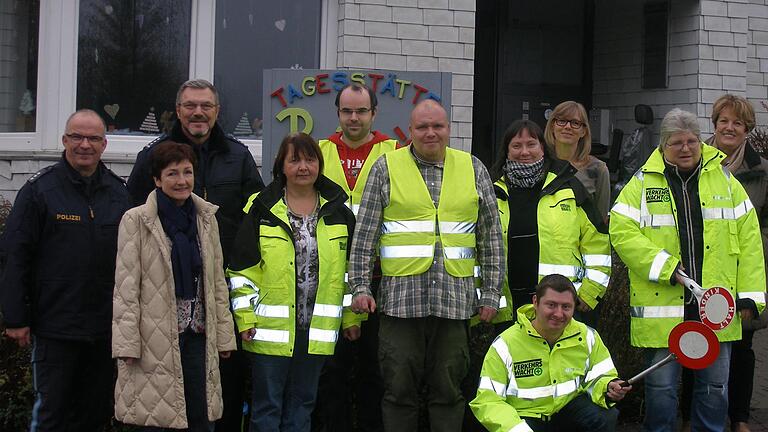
[504,158,545,189]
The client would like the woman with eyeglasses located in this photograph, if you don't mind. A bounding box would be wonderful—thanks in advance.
[544,101,611,221]
[611,108,765,432]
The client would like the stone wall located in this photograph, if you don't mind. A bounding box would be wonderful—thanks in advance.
[335,0,476,151]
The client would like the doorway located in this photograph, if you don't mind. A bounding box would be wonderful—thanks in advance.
[472,0,594,166]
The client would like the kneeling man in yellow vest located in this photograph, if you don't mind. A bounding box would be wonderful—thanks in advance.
[470,274,630,432]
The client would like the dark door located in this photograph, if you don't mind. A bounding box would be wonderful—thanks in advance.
[472,0,594,166]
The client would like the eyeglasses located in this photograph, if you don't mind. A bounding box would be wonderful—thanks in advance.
[65,133,105,144]
[665,139,700,150]
[339,107,372,116]
[178,102,218,112]
[554,118,585,130]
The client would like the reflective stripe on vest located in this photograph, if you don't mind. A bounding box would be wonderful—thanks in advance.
[586,269,610,288]
[649,250,672,282]
[229,276,257,291]
[584,254,611,267]
[382,220,435,233]
[630,305,684,318]
[231,293,258,311]
[611,202,641,223]
[343,294,352,307]
[738,291,765,304]
[380,245,434,258]
[538,263,581,278]
[512,379,580,400]
[253,328,290,343]
[313,303,343,318]
[584,357,616,384]
[255,304,290,318]
[641,214,676,227]
[478,376,507,397]
[309,328,338,343]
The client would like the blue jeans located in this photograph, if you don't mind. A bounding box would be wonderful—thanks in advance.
[523,393,618,432]
[643,343,731,432]
[248,329,326,432]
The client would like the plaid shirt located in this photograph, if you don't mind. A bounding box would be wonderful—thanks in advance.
[348,146,504,320]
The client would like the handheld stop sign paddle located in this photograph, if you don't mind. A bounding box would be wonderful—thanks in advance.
[624,321,720,385]
[676,270,735,331]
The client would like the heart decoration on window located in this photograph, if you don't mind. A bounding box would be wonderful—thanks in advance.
[104,104,120,120]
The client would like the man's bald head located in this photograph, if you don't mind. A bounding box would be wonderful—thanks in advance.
[409,99,450,162]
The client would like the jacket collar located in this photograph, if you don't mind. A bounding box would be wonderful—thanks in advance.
[168,121,230,154]
[57,153,107,187]
[251,175,349,219]
[139,189,218,226]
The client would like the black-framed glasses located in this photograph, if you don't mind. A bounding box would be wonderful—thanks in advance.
[339,107,372,116]
[178,102,218,112]
[65,133,105,144]
[554,118,585,129]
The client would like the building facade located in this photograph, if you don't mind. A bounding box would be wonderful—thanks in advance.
[0,0,766,202]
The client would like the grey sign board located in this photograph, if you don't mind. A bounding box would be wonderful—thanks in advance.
[262,69,452,179]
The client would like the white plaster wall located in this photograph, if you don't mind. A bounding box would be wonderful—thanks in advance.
[335,0,475,151]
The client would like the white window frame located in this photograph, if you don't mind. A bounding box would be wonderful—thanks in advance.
[0,0,338,165]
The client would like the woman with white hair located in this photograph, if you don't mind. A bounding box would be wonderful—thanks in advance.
[610,108,766,432]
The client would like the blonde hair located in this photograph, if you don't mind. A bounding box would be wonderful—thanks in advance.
[544,101,592,163]
[711,94,756,133]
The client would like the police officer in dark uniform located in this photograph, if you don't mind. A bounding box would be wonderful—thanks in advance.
[126,79,264,431]
[0,109,131,431]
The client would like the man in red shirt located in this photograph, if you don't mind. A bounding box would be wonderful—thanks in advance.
[313,83,397,432]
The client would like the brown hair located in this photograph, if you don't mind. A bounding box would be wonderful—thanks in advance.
[150,141,197,179]
[272,132,324,184]
[711,94,756,133]
[544,101,592,163]
[534,274,578,304]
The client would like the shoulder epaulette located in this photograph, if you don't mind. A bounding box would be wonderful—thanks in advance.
[104,167,127,186]
[225,133,248,148]
[27,165,55,184]
[141,133,170,151]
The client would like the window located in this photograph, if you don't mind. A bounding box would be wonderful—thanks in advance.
[76,0,192,135]
[642,1,668,89]
[213,0,322,138]
[0,0,39,133]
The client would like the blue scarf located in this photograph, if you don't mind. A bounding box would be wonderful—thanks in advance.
[156,189,201,300]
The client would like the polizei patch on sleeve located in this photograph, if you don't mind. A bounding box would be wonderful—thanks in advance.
[645,187,670,203]
[513,359,544,378]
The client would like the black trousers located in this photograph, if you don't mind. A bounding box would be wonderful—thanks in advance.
[312,312,384,432]
[29,336,112,432]
[729,329,755,423]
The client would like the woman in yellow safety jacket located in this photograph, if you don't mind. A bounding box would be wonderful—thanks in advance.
[488,119,610,325]
[227,132,355,432]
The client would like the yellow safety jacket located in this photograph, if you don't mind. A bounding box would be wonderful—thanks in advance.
[470,304,618,432]
[379,146,479,277]
[611,144,766,347]
[488,161,610,324]
[227,176,355,356]
[319,135,398,216]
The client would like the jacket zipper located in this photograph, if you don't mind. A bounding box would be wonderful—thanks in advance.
[674,168,698,282]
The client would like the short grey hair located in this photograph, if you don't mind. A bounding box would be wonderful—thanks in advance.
[659,108,701,148]
[64,109,106,133]
[175,79,219,105]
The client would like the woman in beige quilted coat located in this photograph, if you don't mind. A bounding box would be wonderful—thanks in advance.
[112,141,236,431]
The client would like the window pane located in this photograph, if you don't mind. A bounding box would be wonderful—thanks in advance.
[0,0,39,133]
[77,0,191,135]
[214,0,321,139]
